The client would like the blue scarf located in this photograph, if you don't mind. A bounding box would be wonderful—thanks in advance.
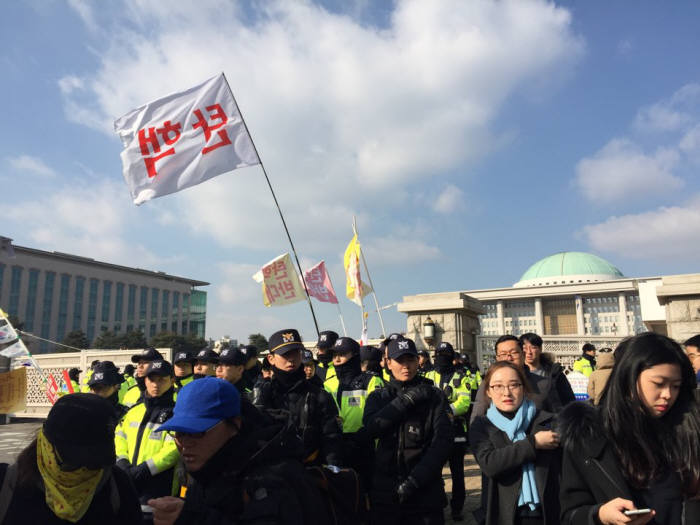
[486,398,540,511]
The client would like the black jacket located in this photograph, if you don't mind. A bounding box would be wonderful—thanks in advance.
[174,421,330,525]
[252,368,343,466]
[469,410,561,525]
[558,402,699,525]
[526,357,576,414]
[0,461,142,525]
[363,376,454,512]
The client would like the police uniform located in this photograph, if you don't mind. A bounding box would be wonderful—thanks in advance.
[314,330,338,382]
[193,347,219,379]
[573,353,596,377]
[115,360,178,503]
[122,347,163,408]
[424,342,472,520]
[363,337,454,525]
[173,350,196,392]
[218,346,253,396]
[89,360,128,421]
[253,329,343,466]
[324,337,384,487]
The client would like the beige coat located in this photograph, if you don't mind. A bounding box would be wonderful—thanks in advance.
[587,352,614,405]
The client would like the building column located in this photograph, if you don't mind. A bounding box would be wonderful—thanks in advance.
[575,295,585,335]
[496,300,505,334]
[618,293,629,336]
[534,298,544,335]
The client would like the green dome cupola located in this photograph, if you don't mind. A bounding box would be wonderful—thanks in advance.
[514,252,624,288]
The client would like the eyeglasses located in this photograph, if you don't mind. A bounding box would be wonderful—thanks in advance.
[171,420,223,441]
[489,383,523,394]
[496,351,521,359]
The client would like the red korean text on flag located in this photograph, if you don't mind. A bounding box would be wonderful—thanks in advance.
[304,261,338,304]
[252,253,307,307]
[115,73,260,205]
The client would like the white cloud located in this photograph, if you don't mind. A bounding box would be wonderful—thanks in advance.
[582,194,700,260]
[7,155,56,177]
[6,179,167,268]
[66,0,98,33]
[217,262,261,306]
[574,138,683,203]
[633,83,700,133]
[60,0,582,254]
[433,184,465,214]
[616,38,633,56]
[362,235,441,265]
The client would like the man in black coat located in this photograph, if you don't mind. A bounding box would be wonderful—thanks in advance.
[252,328,343,466]
[149,377,329,525]
[363,336,454,525]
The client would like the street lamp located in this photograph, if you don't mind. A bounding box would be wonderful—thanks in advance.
[423,316,436,348]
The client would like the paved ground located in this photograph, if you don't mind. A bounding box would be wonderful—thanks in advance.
[0,419,482,523]
[0,419,42,464]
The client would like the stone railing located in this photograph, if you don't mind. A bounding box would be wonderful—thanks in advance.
[476,335,624,373]
[11,348,171,419]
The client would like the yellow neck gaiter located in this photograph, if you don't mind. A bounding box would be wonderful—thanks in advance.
[36,428,105,523]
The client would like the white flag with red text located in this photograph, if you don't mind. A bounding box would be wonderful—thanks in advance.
[303,261,338,304]
[252,253,307,307]
[114,73,260,205]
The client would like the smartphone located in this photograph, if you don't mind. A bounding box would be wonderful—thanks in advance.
[623,508,652,516]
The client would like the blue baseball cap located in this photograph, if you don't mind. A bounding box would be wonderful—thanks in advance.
[157,377,240,434]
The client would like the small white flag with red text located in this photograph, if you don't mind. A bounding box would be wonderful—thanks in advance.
[252,253,307,307]
[114,73,260,205]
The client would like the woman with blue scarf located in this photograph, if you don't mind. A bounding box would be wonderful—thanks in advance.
[469,361,561,525]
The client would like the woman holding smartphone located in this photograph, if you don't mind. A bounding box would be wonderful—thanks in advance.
[469,361,561,525]
[559,332,700,525]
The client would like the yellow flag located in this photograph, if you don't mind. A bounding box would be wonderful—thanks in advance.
[344,234,372,306]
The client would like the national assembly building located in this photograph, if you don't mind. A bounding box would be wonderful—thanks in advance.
[0,237,208,353]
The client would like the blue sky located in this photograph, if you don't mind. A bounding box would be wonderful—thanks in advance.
[2,0,700,343]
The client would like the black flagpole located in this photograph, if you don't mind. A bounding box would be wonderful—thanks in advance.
[222,72,320,336]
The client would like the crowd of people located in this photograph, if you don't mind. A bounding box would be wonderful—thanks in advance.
[0,329,698,525]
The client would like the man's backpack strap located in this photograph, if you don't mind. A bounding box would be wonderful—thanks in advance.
[0,463,18,524]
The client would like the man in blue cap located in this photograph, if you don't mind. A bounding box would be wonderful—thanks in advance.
[148,377,328,525]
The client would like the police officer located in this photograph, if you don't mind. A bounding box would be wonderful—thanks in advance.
[216,346,252,396]
[363,336,453,525]
[88,360,128,420]
[425,342,472,521]
[314,330,338,381]
[173,350,196,392]
[115,359,178,503]
[80,360,100,392]
[122,347,163,408]
[573,343,596,377]
[378,333,403,382]
[302,349,322,385]
[324,336,384,488]
[122,364,137,388]
[60,367,81,395]
[253,328,343,466]
[193,347,219,379]
[417,350,433,375]
[240,344,262,391]
[361,345,383,375]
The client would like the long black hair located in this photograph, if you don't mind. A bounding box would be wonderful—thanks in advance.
[600,332,700,493]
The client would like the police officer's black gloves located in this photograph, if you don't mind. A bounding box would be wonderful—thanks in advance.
[399,384,434,407]
[396,476,419,504]
[127,462,152,489]
[116,458,131,471]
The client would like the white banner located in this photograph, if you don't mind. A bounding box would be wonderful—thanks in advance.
[114,73,260,205]
[252,253,306,307]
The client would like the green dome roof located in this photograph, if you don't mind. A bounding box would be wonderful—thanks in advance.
[514,252,624,288]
